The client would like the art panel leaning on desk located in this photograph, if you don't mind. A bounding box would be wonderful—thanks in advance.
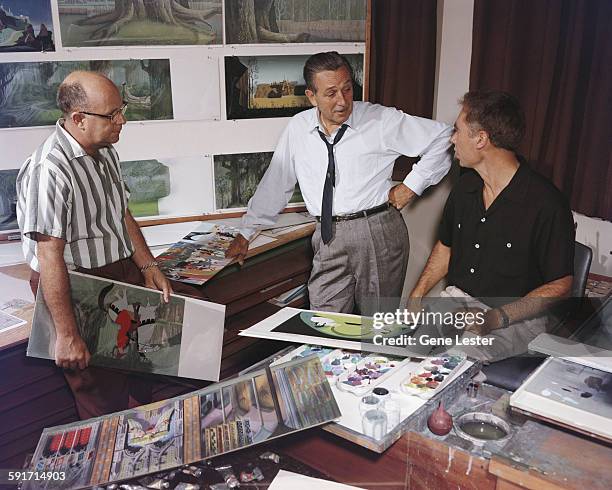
[410,90,575,362]
[227,51,453,316]
[15,71,206,420]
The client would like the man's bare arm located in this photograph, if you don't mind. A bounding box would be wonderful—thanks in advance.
[37,234,90,370]
[125,210,173,302]
[410,241,451,298]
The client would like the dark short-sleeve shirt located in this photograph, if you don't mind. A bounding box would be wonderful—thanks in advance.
[439,162,575,302]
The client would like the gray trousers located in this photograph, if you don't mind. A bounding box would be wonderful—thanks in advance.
[308,206,409,315]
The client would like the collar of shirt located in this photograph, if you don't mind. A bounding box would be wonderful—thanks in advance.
[56,119,89,160]
[462,158,531,205]
[308,108,356,139]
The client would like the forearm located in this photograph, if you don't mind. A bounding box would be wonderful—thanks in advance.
[491,275,573,328]
[37,242,79,338]
[125,210,155,268]
[410,241,451,298]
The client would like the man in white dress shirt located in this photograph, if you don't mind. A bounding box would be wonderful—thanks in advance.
[226,52,452,315]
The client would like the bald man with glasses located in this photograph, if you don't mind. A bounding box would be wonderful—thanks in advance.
[16,71,202,419]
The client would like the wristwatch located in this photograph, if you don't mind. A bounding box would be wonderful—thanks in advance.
[497,307,510,328]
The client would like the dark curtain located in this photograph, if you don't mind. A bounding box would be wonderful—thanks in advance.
[369,0,438,179]
[470,0,612,220]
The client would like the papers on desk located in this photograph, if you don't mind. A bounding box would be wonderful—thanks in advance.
[0,309,26,333]
[269,470,364,490]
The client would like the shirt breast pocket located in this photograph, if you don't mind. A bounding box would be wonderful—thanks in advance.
[492,234,530,277]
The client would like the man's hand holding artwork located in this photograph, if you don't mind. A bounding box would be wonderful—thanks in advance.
[55,332,91,370]
[142,266,173,303]
[226,234,249,266]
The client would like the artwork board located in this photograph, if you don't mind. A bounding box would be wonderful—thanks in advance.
[510,357,612,442]
[26,355,340,489]
[121,155,214,219]
[0,169,18,232]
[57,0,223,47]
[27,270,225,381]
[155,222,238,285]
[213,151,303,210]
[240,307,415,356]
[0,308,26,333]
[0,1,55,52]
[225,0,367,44]
[0,59,173,129]
[225,53,364,119]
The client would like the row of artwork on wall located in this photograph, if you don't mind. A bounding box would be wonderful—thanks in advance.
[0,151,303,232]
[0,53,364,129]
[0,0,366,52]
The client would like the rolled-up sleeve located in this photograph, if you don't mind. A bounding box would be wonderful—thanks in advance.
[383,108,453,195]
[239,124,298,240]
[20,163,72,241]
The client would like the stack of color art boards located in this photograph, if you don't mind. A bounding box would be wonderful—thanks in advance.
[27,270,225,381]
[25,355,341,489]
[155,222,239,285]
[240,307,415,357]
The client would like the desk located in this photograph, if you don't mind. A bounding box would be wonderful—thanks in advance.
[0,224,314,468]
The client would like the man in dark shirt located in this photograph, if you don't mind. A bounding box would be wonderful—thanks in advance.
[410,91,575,361]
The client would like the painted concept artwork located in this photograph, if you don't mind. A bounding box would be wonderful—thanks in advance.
[523,358,612,419]
[58,0,223,47]
[121,159,171,217]
[225,53,364,119]
[110,400,184,481]
[240,307,415,355]
[156,222,238,285]
[26,356,339,489]
[0,169,18,231]
[26,420,102,490]
[213,151,303,209]
[225,0,366,44]
[28,270,226,380]
[0,0,55,52]
[0,59,173,129]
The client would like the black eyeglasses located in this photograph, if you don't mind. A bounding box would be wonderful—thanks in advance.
[79,102,128,122]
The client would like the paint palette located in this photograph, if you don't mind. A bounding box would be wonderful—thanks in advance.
[275,344,410,396]
[400,355,466,399]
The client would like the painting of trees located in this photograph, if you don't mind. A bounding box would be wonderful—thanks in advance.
[225,0,366,43]
[58,0,222,46]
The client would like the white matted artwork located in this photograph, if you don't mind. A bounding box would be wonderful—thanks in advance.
[170,54,221,121]
[121,155,214,220]
[510,357,612,442]
[240,307,415,356]
[28,270,226,381]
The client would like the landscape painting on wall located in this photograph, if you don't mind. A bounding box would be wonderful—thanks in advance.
[213,151,303,209]
[0,169,18,231]
[58,0,223,47]
[28,271,225,380]
[121,159,171,217]
[0,0,55,52]
[0,59,173,129]
[225,0,366,44]
[225,53,363,119]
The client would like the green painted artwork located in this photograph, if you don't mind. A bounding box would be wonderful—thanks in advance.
[214,151,303,209]
[0,59,173,128]
[121,159,171,217]
[58,0,223,47]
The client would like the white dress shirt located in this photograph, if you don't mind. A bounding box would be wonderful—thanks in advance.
[240,101,452,239]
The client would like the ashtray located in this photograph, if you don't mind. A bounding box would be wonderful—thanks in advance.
[454,412,511,445]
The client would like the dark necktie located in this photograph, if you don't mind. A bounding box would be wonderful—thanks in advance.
[318,124,348,244]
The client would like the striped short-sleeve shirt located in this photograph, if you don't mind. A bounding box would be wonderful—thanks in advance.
[16,121,134,271]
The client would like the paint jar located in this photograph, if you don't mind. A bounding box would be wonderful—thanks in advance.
[372,387,390,402]
[382,399,401,432]
[362,409,388,440]
[359,395,380,415]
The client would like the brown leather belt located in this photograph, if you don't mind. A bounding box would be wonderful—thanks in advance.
[316,202,390,222]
